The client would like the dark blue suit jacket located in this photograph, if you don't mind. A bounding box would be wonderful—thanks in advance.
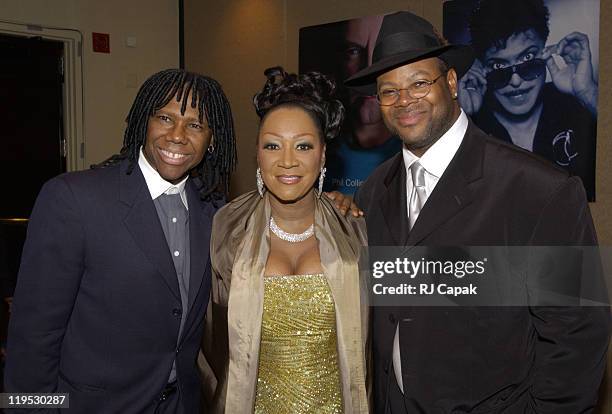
[5,159,216,413]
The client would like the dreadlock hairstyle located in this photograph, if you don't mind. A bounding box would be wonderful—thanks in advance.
[469,0,550,60]
[253,66,345,142]
[94,68,237,204]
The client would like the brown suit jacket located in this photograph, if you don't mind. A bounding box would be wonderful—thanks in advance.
[355,121,610,413]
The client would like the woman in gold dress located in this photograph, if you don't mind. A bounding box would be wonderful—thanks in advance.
[200,68,369,413]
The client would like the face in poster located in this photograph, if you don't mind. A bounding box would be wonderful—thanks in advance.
[444,0,599,201]
[299,15,402,195]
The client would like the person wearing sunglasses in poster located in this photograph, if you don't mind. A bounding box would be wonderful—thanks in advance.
[458,0,597,201]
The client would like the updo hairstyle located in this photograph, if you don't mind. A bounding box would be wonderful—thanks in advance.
[253,66,345,142]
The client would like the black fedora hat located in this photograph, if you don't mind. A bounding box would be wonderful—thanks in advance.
[345,11,474,96]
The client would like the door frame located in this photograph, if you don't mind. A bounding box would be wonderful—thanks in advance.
[0,21,85,172]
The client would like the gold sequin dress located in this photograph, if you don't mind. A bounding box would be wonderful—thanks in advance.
[254,274,343,413]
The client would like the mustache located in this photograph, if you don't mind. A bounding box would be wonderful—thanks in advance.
[391,105,427,117]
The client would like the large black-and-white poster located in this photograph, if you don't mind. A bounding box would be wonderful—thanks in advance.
[444,0,599,201]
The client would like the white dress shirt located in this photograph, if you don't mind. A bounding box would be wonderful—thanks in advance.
[393,110,469,393]
[138,148,189,209]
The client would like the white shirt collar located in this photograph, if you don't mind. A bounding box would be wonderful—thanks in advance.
[402,109,468,179]
[138,147,189,209]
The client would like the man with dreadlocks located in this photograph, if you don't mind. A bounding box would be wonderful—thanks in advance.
[5,69,237,414]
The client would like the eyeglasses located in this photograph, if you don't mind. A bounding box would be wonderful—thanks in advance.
[485,59,546,90]
[376,73,446,106]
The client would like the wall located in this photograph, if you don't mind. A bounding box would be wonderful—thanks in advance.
[184,0,286,197]
[0,0,180,167]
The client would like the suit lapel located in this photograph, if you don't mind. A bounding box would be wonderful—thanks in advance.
[406,122,484,245]
[120,161,180,301]
[406,166,474,245]
[378,154,410,246]
[185,180,212,316]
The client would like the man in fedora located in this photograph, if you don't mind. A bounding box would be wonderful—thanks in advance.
[346,11,610,413]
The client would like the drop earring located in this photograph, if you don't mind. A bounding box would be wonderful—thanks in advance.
[256,167,265,197]
[318,166,326,197]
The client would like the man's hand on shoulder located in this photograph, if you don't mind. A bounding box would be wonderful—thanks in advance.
[324,191,364,217]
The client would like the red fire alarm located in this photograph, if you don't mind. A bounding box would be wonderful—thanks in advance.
[92,32,110,53]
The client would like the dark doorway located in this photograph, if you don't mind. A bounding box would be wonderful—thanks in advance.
[0,35,66,385]
[0,34,66,219]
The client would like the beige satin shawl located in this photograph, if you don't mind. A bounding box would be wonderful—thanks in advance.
[199,190,369,413]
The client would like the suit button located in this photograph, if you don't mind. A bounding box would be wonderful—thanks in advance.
[172,308,182,317]
[389,314,397,324]
[176,347,180,354]
[383,358,390,373]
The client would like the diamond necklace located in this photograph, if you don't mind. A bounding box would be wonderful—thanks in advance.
[269,217,314,243]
